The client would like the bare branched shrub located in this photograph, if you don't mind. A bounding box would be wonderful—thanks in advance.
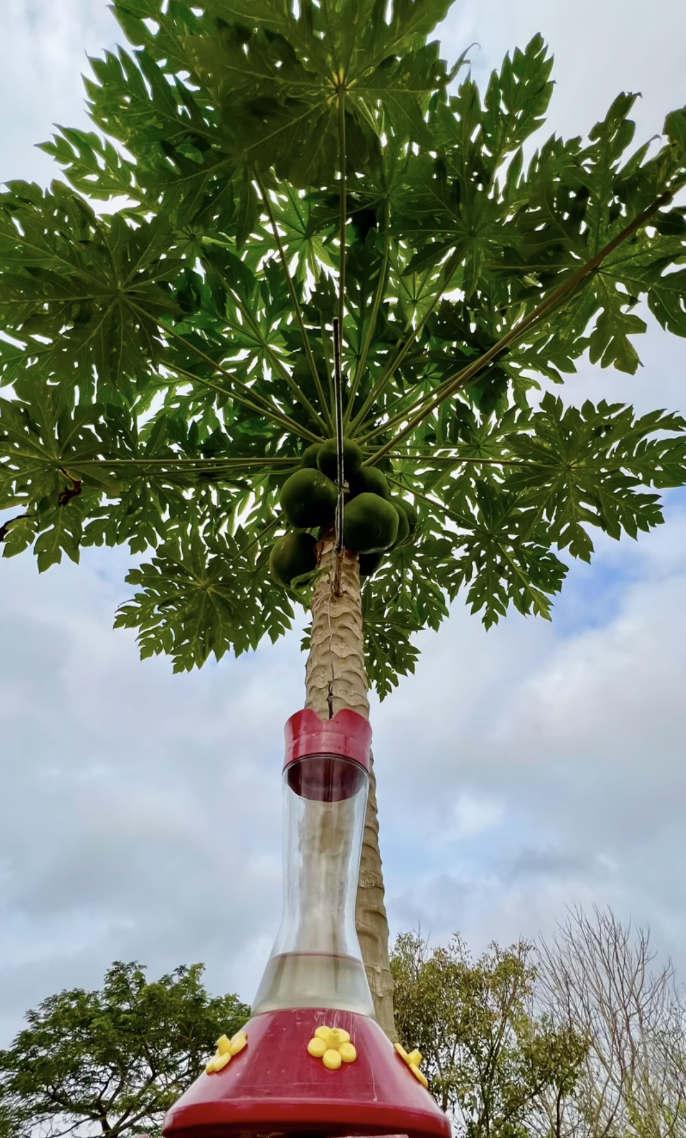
[537,907,686,1138]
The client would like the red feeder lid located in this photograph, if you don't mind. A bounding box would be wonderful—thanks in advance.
[284,708,372,772]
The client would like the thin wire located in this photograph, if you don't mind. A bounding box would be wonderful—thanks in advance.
[333,317,345,559]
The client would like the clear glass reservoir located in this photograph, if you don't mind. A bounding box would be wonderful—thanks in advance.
[252,722,375,1017]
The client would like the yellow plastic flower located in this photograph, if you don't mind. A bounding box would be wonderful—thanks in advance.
[307,1025,357,1069]
[206,1030,248,1074]
[395,1042,429,1088]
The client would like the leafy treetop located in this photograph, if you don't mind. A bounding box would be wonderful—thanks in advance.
[391,931,588,1130]
[0,961,250,1138]
[1,0,686,695]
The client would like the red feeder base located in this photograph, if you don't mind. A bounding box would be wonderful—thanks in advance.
[163,1008,451,1138]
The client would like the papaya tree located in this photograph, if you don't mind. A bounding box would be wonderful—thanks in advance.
[2,0,686,1041]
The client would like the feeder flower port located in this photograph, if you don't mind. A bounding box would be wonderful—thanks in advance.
[307,1024,358,1068]
[206,1031,248,1074]
[396,1042,429,1088]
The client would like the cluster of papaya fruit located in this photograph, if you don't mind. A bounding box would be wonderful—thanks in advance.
[269,438,417,589]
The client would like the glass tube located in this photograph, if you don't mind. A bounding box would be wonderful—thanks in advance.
[252,753,375,1016]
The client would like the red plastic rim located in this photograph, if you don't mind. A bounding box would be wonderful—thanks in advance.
[284,708,372,772]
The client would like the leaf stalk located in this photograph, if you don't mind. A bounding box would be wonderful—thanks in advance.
[255,174,333,433]
[367,187,678,465]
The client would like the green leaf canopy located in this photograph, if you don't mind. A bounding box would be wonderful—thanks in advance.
[0,961,250,1138]
[2,0,686,692]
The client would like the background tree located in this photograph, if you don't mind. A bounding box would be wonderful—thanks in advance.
[0,1104,17,1138]
[0,961,250,1138]
[2,0,686,1038]
[537,907,686,1138]
[391,931,587,1133]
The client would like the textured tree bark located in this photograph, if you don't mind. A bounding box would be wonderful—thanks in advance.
[304,534,397,1041]
[305,535,369,720]
[355,759,397,1041]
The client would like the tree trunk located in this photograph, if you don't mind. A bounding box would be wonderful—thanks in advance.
[304,535,397,1041]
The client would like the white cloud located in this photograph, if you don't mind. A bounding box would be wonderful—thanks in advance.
[438,0,686,146]
[0,548,305,1040]
[443,792,505,843]
[375,504,686,965]
[0,0,117,186]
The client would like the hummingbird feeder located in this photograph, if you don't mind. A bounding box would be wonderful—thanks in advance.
[163,707,451,1138]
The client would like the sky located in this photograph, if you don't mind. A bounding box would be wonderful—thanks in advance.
[1,0,686,1045]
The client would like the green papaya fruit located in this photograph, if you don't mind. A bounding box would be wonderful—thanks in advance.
[280,468,337,528]
[349,466,390,500]
[390,500,410,546]
[269,531,317,587]
[359,550,385,578]
[395,497,417,536]
[376,456,395,474]
[343,492,399,554]
[317,436,364,483]
[299,442,322,469]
